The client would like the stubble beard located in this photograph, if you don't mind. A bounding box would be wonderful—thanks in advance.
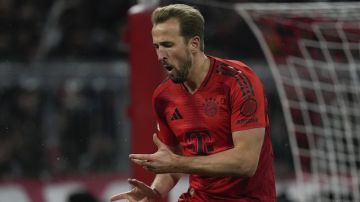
[170,52,192,84]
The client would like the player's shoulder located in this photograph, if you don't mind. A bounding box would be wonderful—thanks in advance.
[210,55,258,79]
[210,56,264,93]
[153,78,172,100]
[211,56,250,73]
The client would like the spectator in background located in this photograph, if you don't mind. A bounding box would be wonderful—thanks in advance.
[0,85,47,177]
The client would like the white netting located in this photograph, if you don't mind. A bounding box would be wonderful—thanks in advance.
[236,2,360,202]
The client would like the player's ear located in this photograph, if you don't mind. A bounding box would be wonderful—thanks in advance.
[189,36,201,52]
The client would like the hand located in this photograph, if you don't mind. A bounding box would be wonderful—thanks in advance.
[110,178,161,202]
[130,133,179,173]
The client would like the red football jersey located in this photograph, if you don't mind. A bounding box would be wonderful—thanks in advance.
[152,56,275,201]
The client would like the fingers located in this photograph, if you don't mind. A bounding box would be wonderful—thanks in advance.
[110,179,145,202]
[130,156,152,169]
[128,179,159,198]
[129,159,154,171]
[110,191,130,201]
[128,178,148,189]
[152,133,165,148]
[129,154,152,161]
[129,133,166,162]
[129,153,157,171]
[110,179,155,202]
[130,158,147,165]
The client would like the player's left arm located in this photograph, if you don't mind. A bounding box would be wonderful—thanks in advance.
[176,127,265,177]
[131,128,264,177]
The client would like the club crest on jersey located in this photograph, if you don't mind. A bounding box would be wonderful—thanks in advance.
[203,97,218,117]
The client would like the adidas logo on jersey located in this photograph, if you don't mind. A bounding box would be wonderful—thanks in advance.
[171,108,183,120]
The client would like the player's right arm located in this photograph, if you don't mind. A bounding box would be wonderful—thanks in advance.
[150,144,182,197]
[146,84,182,198]
[151,172,182,198]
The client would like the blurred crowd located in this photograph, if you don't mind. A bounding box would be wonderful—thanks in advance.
[1,0,359,62]
[0,78,124,178]
[0,0,136,62]
[0,0,272,63]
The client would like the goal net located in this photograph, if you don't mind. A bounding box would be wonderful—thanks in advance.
[235,2,360,202]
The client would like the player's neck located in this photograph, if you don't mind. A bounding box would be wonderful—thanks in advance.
[184,53,210,94]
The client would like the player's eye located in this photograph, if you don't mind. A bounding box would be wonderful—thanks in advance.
[161,42,173,48]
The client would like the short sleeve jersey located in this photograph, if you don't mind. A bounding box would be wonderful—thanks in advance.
[152,56,275,202]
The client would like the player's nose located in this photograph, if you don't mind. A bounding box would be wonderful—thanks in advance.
[156,47,167,61]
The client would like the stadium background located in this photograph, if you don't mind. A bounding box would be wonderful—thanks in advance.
[0,0,357,201]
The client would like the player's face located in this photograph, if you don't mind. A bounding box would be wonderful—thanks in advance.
[152,18,193,83]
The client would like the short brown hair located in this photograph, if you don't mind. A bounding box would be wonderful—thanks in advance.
[152,4,205,51]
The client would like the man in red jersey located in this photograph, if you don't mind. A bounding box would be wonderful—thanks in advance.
[111,4,275,202]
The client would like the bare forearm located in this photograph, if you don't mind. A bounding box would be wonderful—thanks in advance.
[172,129,265,177]
[176,147,259,177]
[151,173,181,197]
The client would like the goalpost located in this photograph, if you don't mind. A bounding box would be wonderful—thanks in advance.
[235,2,360,202]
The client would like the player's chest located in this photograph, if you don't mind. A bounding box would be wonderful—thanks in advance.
[164,91,230,133]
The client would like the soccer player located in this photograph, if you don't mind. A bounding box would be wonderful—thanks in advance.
[111,3,275,202]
